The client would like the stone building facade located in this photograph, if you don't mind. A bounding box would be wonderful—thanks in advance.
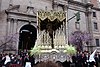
[0,0,100,52]
[90,0,100,51]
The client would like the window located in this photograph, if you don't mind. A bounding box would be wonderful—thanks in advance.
[95,39,99,46]
[94,22,98,30]
[75,22,80,30]
[93,12,96,17]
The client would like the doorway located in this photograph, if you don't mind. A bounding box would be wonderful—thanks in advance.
[19,24,37,50]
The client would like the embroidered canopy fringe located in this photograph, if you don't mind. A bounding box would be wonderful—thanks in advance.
[38,10,66,22]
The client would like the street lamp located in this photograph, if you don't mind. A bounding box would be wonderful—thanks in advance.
[66,11,81,45]
[75,12,80,21]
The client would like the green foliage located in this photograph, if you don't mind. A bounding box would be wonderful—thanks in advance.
[64,44,77,55]
[30,46,41,56]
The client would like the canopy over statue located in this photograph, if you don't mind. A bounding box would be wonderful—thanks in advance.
[37,10,66,48]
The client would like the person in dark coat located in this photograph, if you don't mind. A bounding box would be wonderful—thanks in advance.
[95,54,99,67]
[29,55,35,67]
[0,54,2,67]
[62,60,71,67]
[24,55,31,67]
[81,53,88,67]
[89,61,96,67]
[75,54,83,67]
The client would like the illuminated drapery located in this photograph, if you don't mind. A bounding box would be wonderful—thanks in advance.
[38,10,66,31]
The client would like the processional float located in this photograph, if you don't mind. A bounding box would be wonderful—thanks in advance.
[30,10,76,62]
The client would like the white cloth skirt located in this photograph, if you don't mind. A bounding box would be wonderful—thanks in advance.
[25,62,31,67]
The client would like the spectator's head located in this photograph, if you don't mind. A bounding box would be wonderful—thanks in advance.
[35,61,62,67]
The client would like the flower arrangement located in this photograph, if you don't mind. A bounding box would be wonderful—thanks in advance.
[30,45,41,56]
[64,44,76,55]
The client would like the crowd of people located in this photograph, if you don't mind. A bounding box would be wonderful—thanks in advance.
[0,50,35,67]
[0,50,100,67]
